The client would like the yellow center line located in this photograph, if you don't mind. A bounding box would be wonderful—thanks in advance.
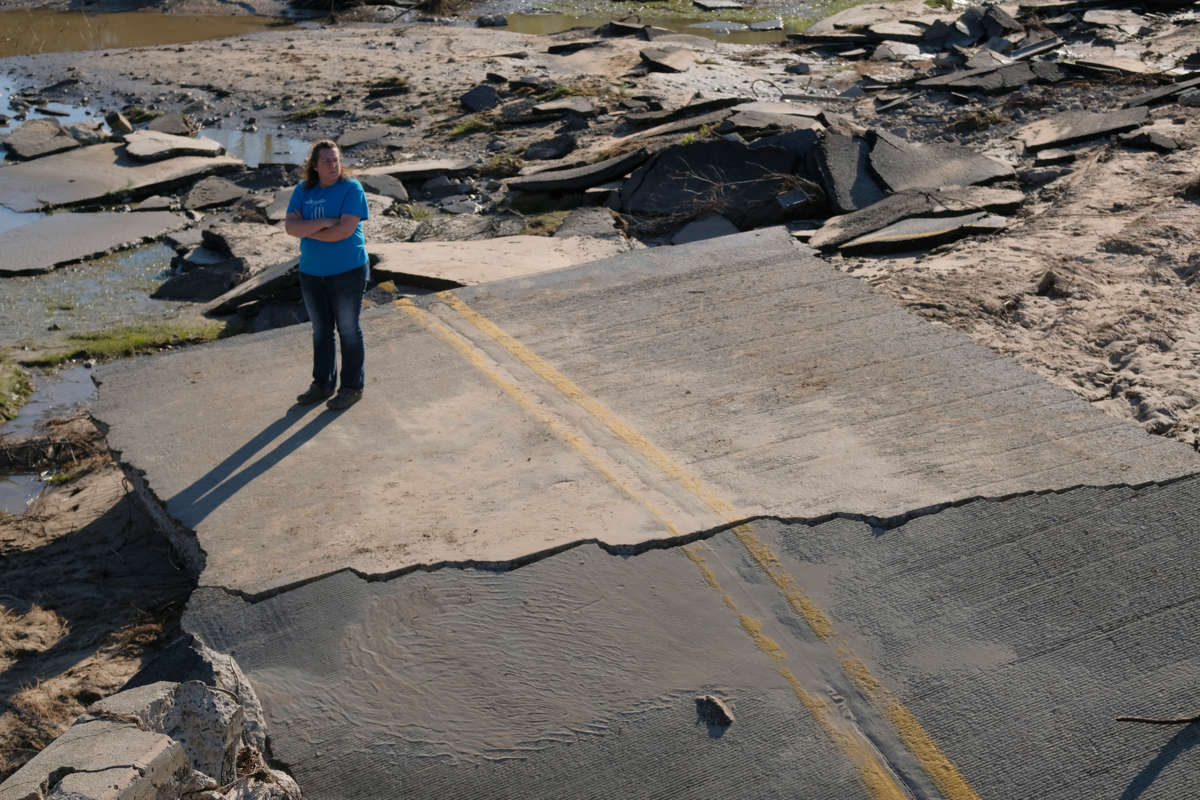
[402,295,907,799]
[394,299,681,538]
[434,292,984,800]
[685,546,910,800]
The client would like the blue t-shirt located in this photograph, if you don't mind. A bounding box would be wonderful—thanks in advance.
[287,178,370,276]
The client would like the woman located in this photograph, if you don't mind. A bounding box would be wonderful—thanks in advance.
[285,140,370,410]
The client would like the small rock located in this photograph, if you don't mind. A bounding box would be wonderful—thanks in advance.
[784,63,810,75]
[1179,89,1200,108]
[476,14,507,27]
[524,133,576,161]
[421,175,473,200]
[65,120,109,145]
[1118,129,1180,153]
[461,84,501,113]
[358,173,410,202]
[1035,270,1058,296]
[695,694,734,727]
[3,117,80,159]
[147,110,199,137]
[184,176,248,210]
[105,110,134,134]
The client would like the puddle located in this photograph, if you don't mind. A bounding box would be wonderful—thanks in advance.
[0,472,46,515]
[2,365,97,440]
[0,10,294,59]
[199,128,311,167]
[0,242,187,349]
[0,206,44,235]
[0,73,106,163]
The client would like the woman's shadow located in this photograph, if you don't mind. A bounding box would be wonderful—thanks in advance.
[1120,722,1200,800]
[167,403,344,528]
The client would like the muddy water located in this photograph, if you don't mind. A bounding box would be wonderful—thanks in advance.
[0,242,187,349]
[0,9,292,58]
[3,365,97,439]
[199,127,311,167]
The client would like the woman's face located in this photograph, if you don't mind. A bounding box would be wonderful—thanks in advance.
[315,147,342,186]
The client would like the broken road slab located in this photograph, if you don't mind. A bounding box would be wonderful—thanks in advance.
[95,227,1198,596]
[0,211,184,275]
[0,143,243,212]
[838,210,1009,252]
[504,148,648,192]
[183,477,1200,800]
[370,235,627,286]
[809,186,1025,250]
[1017,106,1149,151]
[868,130,1013,192]
[123,129,225,162]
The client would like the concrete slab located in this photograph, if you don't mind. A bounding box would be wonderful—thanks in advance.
[0,717,187,800]
[1017,107,1149,152]
[124,129,225,161]
[0,143,242,213]
[809,186,1025,249]
[839,210,1009,252]
[3,117,80,160]
[815,134,886,213]
[868,130,1013,192]
[505,148,649,193]
[96,228,1199,598]
[181,477,1200,800]
[370,235,627,285]
[357,158,475,181]
[641,46,695,73]
[0,210,184,275]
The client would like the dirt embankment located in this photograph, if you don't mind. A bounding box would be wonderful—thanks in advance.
[0,418,195,779]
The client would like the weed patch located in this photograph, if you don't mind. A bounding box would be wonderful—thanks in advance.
[284,103,328,121]
[0,354,33,423]
[25,319,226,368]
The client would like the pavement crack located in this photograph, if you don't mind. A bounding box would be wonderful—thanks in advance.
[194,472,1199,605]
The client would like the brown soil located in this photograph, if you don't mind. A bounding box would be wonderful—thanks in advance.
[0,417,195,780]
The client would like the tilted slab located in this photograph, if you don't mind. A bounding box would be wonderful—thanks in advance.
[1017,107,1149,152]
[371,235,627,286]
[357,157,476,180]
[181,479,1200,799]
[810,186,1025,249]
[0,143,242,212]
[868,130,1013,192]
[124,130,225,162]
[505,148,649,192]
[0,211,185,275]
[96,228,1198,596]
[839,211,1008,252]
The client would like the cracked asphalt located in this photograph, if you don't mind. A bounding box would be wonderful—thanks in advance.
[95,226,1200,798]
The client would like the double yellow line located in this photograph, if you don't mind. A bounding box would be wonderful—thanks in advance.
[396,294,982,800]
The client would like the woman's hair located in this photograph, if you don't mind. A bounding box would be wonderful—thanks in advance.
[301,139,346,189]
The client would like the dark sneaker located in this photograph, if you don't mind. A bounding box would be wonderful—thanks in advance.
[326,390,362,410]
[296,385,335,405]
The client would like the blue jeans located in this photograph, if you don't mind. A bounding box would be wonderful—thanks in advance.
[299,265,368,393]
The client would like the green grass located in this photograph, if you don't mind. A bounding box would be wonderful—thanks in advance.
[24,319,227,368]
[449,116,493,138]
[543,85,579,100]
[123,106,160,124]
[397,202,435,221]
[0,353,33,423]
[381,115,415,126]
[368,75,410,90]
[284,103,328,121]
[519,210,571,237]
[479,153,523,178]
